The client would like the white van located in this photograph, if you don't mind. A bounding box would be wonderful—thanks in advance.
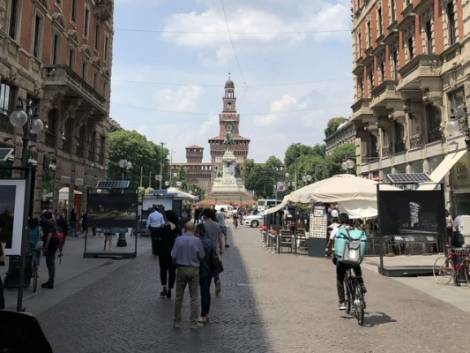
[256,199,280,212]
[215,204,234,217]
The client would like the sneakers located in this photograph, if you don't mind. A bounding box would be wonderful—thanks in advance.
[41,282,54,289]
[166,289,172,299]
[160,289,166,298]
[198,316,209,324]
[215,281,221,297]
[190,322,204,330]
[338,302,347,311]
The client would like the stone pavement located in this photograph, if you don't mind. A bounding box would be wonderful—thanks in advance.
[34,225,470,353]
[1,233,151,314]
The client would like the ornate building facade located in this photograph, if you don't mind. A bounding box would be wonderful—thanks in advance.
[0,0,114,215]
[170,78,250,195]
[352,0,470,213]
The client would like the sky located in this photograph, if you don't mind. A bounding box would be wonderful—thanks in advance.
[110,0,353,163]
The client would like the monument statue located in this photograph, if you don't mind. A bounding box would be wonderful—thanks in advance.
[223,125,233,145]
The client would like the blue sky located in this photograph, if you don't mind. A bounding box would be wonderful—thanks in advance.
[110,0,352,163]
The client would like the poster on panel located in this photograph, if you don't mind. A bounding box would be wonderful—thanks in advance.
[378,190,445,237]
[87,193,138,228]
[0,180,26,256]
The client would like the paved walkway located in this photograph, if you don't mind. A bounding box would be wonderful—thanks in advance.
[1,234,150,314]
[35,225,470,353]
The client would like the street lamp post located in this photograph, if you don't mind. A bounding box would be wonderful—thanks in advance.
[159,142,165,189]
[341,159,356,174]
[9,98,44,311]
[118,159,132,180]
[301,174,312,186]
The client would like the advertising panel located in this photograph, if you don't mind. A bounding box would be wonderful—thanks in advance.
[0,180,26,256]
[88,193,138,228]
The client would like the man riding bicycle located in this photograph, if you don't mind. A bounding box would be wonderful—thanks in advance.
[327,213,367,311]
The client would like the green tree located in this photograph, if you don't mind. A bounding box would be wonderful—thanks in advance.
[324,117,347,138]
[326,143,356,175]
[108,130,168,190]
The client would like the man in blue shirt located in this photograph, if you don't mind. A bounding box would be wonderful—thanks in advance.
[147,205,164,256]
[171,222,205,329]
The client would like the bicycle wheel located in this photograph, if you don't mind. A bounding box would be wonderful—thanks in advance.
[32,262,38,293]
[354,284,365,326]
[345,281,352,314]
[433,256,453,285]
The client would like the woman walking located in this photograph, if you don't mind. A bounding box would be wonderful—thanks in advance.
[158,211,180,298]
[195,223,217,324]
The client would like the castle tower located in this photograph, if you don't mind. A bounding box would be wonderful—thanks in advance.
[209,77,250,165]
[186,145,204,163]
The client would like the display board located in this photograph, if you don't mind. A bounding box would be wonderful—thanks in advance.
[0,180,26,256]
[88,193,138,228]
[309,205,327,238]
[378,190,445,237]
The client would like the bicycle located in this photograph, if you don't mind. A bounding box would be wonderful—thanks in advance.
[433,246,470,287]
[344,268,365,326]
[30,248,41,293]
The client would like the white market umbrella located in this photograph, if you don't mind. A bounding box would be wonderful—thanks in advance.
[287,174,379,219]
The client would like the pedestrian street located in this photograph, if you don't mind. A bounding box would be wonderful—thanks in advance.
[37,225,470,353]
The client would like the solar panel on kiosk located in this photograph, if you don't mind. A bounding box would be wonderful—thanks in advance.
[96,180,130,189]
[387,173,432,184]
[0,148,14,162]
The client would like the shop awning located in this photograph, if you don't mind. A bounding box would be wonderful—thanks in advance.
[263,196,290,215]
[417,150,467,191]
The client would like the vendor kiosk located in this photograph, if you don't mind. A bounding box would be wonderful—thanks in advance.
[377,174,445,277]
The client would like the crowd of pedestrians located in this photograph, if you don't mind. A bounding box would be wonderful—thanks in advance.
[147,206,227,329]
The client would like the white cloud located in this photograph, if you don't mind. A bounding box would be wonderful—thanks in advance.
[161,1,349,52]
[154,85,204,112]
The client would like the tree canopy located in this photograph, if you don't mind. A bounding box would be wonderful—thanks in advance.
[108,130,168,190]
[324,117,347,138]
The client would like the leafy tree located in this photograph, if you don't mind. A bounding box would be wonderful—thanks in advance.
[326,143,356,175]
[108,130,168,190]
[324,117,347,138]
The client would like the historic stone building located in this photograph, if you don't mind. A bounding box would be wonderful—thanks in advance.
[170,78,251,195]
[0,0,114,215]
[351,0,470,213]
[324,119,356,155]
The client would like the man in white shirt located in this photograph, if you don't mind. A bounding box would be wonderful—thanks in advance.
[147,205,165,256]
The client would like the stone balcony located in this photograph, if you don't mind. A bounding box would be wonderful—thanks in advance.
[351,98,373,122]
[397,54,442,91]
[95,0,114,21]
[370,80,401,111]
[42,65,107,114]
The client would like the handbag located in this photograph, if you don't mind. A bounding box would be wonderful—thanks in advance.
[210,251,224,274]
[340,230,363,265]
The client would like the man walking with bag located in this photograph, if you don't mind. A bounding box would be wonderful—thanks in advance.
[171,222,205,329]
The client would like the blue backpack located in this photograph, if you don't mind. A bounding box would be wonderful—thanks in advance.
[334,226,367,264]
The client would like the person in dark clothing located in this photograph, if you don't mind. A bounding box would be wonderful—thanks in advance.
[81,212,88,235]
[195,223,216,324]
[41,211,59,289]
[158,210,180,298]
[69,209,77,237]
[54,210,68,239]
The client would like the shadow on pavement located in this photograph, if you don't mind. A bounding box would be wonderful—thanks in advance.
[38,229,272,353]
[364,312,397,327]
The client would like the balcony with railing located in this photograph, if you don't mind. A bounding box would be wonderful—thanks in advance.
[397,54,441,91]
[42,65,107,114]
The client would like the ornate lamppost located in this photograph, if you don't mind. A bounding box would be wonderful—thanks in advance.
[8,98,44,311]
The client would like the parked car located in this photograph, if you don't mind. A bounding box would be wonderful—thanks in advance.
[215,204,234,217]
[243,213,264,228]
